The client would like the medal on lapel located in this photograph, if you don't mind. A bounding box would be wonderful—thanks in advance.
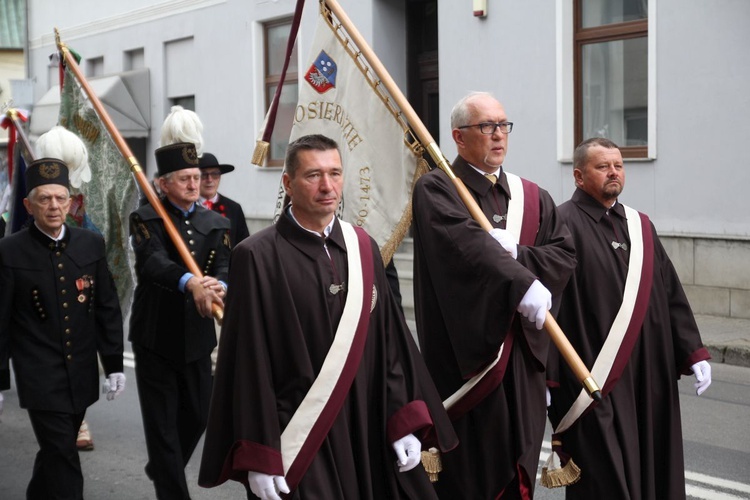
[493,214,506,223]
[76,275,94,303]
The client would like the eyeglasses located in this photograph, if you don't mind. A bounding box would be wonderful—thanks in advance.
[457,122,514,135]
[201,172,222,180]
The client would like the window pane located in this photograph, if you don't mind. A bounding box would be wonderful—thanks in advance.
[87,57,104,77]
[266,23,298,75]
[267,82,299,162]
[581,0,647,28]
[171,95,195,111]
[582,37,647,147]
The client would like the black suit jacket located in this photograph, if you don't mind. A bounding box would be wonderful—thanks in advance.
[0,224,124,413]
[208,194,250,248]
[129,200,231,364]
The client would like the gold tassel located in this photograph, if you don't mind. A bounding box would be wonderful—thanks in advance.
[251,140,270,167]
[420,447,442,483]
[540,441,581,488]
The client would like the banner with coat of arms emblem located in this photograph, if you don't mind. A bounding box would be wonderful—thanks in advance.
[274,1,427,263]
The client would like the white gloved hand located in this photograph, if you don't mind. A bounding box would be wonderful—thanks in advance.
[392,433,421,472]
[104,372,127,401]
[546,387,551,407]
[691,360,712,396]
[517,280,552,330]
[248,471,290,500]
[489,228,518,259]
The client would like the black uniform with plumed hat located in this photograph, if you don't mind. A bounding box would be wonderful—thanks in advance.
[129,141,232,498]
[1,159,124,498]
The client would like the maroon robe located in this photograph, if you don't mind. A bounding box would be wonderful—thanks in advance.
[547,188,710,500]
[198,211,457,499]
[412,157,576,499]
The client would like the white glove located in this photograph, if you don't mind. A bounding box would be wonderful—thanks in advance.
[392,433,421,472]
[247,471,290,500]
[104,372,126,401]
[517,280,552,330]
[546,387,551,407]
[489,228,518,259]
[691,360,711,396]
[0,392,4,416]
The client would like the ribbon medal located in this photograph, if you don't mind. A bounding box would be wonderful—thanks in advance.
[76,275,94,303]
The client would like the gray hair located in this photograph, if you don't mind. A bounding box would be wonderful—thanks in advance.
[450,91,495,130]
[27,186,70,201]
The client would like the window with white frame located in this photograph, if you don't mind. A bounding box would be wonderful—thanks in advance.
[124,48,145,71]
[165,37,195,113]
[575,0,648,158]
[263,18,298,167]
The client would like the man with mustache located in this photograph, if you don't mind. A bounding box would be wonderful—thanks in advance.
[546,137,711,499]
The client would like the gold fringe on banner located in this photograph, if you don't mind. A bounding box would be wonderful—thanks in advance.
[379,153,429,265]
[540,440,581,488]
[251,140,270,167]
[420,447,442,483]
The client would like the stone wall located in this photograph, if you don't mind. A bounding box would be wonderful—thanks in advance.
[660,236,750,319]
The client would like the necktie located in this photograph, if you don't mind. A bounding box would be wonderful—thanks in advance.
[485,173,498,185]
[204,200,214,210]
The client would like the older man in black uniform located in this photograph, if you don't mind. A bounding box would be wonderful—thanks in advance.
[198,152,250,248]
[129,142,230,499]
[0,158,125,499]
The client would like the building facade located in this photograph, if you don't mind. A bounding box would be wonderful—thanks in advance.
[24,0,750,318]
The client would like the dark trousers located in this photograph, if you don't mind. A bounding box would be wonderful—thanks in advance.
[133,345,212,500]
[27,409,86,500]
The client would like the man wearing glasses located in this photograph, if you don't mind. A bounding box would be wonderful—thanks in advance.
[412,92,576,499]
[198,153,250,248]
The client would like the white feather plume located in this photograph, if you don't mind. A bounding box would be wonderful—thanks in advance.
[159,105,204,156]
[35,126,91,189]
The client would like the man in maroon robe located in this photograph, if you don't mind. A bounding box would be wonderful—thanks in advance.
[198,134,457,499]
[412,92,576,499]
[546,137,711,499]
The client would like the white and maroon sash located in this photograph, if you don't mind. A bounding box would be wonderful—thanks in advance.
[553,205,654,434]
[444,174,540,420]
[280,220,374,490]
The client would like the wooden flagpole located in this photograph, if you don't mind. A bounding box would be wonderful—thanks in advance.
[54,29,224,323]
[323,0,600,402]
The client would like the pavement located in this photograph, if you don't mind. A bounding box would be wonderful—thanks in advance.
[695,314,750,368]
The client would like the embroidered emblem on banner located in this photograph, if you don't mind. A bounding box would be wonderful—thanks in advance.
[305,50,337,93]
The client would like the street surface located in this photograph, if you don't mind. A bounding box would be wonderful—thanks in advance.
[0,355,748,499]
